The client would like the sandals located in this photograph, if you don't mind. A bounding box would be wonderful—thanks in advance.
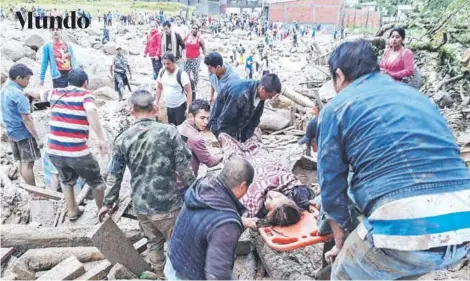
[68,206,85,221]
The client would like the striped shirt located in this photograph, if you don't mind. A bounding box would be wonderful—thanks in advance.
[357,189,470,251]
[41,86,95,157]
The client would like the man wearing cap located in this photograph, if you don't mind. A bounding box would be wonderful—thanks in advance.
[110,45,132,101]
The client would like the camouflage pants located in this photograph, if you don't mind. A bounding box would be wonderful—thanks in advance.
[137,208,180,271]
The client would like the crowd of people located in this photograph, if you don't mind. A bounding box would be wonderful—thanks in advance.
[1,6,469,281]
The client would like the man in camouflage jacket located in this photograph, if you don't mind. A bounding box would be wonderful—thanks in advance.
[99,89,195,278]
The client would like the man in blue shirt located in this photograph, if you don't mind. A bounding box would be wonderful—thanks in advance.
[318,39,470,279]
[1,64,42,186]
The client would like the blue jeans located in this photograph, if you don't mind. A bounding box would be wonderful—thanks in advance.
[332,227,470,280]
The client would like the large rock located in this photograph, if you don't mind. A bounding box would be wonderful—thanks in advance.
[128,47,140,56]
[16,57,40,71]
[25,34,45,51]
[92,85,116,99]
[259,109,291,131]
[103,42,117,55]
[1,57,15,84]
[1,40,26,62]
[23,46,36,60]
[87,27,102,37]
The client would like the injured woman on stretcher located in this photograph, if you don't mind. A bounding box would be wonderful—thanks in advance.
[218,132,320,229]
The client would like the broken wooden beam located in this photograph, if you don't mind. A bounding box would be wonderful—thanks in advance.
[75,259,112,280]
[19,183,63,200]
[1,247,15,264]
[280,86,316,108]
[15,247,104,272]
[88,217,150,276]
[1,225,142,253]
[112,196,132,222]
[37,255,85,280]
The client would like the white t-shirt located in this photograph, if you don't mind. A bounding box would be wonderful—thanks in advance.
[157,67,190,108]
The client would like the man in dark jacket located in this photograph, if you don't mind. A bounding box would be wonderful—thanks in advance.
[210,73,282,143]
[165,157,254,280]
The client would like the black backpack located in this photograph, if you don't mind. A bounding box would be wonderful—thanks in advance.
[159,69,196,101]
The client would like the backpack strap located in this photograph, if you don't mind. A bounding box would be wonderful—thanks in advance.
[159,68,166,78]
[176,69,183,90]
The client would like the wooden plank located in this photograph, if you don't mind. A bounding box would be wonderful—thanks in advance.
[88,218,150,276]
[111,196,132,222]
[19,183,63,200]
[1,247,15,263]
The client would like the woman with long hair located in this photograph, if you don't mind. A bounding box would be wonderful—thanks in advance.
[380,27,415,81]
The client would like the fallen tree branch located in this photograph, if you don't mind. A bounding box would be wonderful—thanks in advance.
[426,0,470,36]
[281,87,316,108]
[434,73,466,92]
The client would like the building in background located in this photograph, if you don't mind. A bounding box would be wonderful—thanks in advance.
[266,0,345,30]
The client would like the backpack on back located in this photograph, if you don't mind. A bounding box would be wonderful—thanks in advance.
[159,68,196,101]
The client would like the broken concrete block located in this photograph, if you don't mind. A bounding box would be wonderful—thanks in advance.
[235,229,252,256]
[11,260,35,280]
[37,255,85,280]
[88,217,150,276]
[75,260,112,280]
[1,273,18,280]
[106,263,138,280]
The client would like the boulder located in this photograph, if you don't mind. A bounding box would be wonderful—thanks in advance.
[23,46,36,60]
[1,57,15,84]
[103,42,117,55]
[87,27,102,37]
[259,109,291,131]
[128,47,140,56]
[1,40,26,62]
[93,86,118,100]
[25,34,45,51]
[92,42,104,50]
[16,57,40,71]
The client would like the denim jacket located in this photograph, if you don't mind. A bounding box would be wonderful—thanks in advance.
[210,79,264,142]
[40,42,78,83]
[317,72,470,230]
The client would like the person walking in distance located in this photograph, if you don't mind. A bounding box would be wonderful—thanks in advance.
[25,68,108,221]
[184,24,206,95]
[144,22,163,80]
[161,21,186,68]
[1,64,42,186]
[99,89,195,279]
[156,52,192,126]
[110,45,132,101]
[39,28,78,88]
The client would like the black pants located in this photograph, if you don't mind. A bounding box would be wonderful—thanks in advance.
[52,70,70,88]
[167,102,186,126]
[151,57,162,79]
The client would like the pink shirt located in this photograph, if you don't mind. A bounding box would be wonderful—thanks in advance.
[380,47,414,80]
[175,120,222,189]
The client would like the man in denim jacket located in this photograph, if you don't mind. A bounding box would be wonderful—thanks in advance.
[318,39,470,280]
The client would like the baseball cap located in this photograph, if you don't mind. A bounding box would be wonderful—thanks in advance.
[298,117,318,145]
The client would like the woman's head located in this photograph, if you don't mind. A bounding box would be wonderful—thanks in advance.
[389,27,405,48]
[262,191,302,227]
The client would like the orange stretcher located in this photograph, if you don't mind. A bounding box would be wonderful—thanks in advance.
[258,210,333,252]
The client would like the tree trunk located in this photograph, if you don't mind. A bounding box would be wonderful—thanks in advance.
[1,225,142,254]
[281,86,316,108]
